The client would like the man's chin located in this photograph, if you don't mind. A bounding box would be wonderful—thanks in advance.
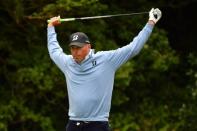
[74,59,82,63]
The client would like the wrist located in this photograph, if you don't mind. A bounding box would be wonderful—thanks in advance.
[48,23,54,27]
[148,20,155,25]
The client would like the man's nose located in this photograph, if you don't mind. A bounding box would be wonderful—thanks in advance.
[73,49,79,55]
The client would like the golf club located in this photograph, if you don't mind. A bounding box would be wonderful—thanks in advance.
[47,12,149,23]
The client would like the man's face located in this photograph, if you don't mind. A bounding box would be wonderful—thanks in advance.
[70,44,91,63]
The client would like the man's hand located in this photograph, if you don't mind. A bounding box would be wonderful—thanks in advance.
[48,16,61,27]
[148,8,162,24]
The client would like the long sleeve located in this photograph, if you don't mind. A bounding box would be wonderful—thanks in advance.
[47,26,68,73]
[105,23,154,70]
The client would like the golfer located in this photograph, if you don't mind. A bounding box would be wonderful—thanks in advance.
[47,8,162,131]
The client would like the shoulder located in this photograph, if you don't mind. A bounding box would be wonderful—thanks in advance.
[93,50,118,62]
[94,50,114,57]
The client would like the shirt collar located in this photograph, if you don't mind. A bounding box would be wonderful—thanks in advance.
[72,49,95,65]
[82,49,94,63]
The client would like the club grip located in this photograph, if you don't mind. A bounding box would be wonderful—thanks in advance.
[60,18,76,22]
[47,18,75,23]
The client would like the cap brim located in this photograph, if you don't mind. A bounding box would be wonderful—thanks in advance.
[69,42,85,47]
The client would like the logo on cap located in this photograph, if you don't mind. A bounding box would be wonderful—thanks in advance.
[72,35,79,41]
[69,32,90,47]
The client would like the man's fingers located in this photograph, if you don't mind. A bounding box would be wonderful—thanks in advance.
[48,16,61,25]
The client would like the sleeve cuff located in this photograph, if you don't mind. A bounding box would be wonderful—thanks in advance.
[145,23,154,32]
[47,26,55,32]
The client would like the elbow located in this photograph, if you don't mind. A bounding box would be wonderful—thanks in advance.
[132,50,140,57]
[48,50,57,61]
[48,52,55,62]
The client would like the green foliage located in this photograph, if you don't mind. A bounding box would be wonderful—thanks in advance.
[0,100,55,131]
[110,113,140,131]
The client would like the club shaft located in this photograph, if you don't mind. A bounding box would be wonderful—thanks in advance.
[48,12,149,23]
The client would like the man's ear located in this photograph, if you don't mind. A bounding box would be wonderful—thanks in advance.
[88,44,91,49]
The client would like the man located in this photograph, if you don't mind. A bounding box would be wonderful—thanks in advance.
[47,8,162,131]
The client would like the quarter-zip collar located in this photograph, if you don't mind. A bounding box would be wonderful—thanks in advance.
[72,49,95,65]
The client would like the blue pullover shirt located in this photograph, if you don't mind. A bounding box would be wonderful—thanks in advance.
[47,23,153,121]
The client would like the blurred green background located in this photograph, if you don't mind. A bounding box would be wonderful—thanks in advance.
[0,0,196,130]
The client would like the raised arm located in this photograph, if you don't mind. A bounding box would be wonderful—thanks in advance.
[106,8,162,70]
[47,16,68,73]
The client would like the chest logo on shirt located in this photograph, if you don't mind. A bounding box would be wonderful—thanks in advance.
[92,60,97,67]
